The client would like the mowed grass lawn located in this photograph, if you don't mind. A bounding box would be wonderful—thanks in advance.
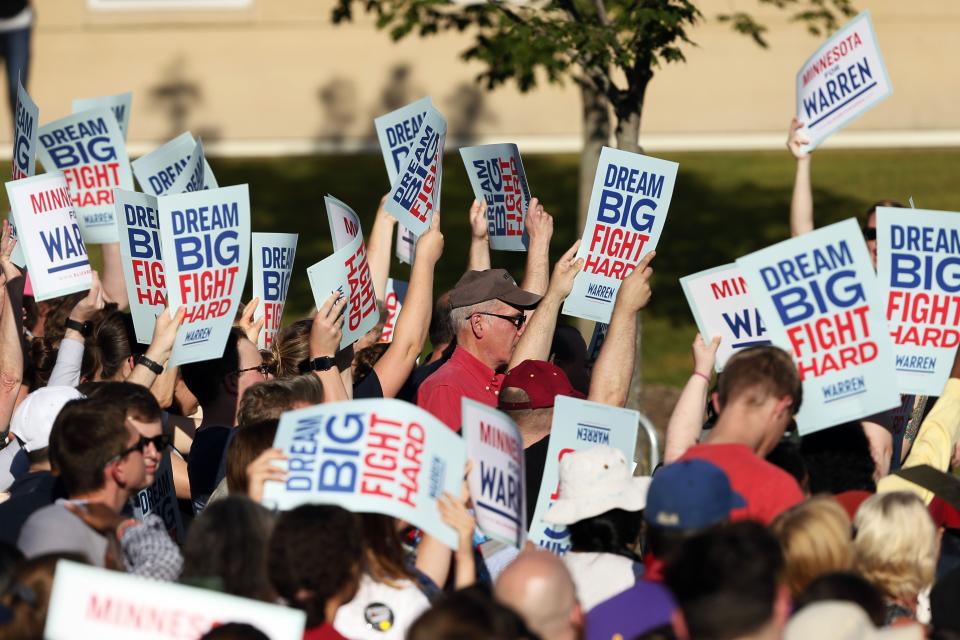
[12,147,960,389]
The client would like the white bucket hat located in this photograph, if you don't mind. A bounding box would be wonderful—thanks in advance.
[544,445,651,526]
[785,601,922,640]
[10,386,83,452]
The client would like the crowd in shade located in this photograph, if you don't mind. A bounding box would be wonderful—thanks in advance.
[2,99,960,640]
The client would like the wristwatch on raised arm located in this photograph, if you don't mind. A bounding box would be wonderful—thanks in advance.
[64,318,93,337]
[307,356,336,372]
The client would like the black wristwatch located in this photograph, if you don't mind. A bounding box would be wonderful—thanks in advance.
[64,318,93,337]
[307,356,336,372]
[137,354,165,375]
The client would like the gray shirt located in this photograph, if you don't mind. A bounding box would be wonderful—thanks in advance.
[17,501,108,566]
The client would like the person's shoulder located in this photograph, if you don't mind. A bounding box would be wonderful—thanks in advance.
[587,578,676,620]
[21,501,68,527]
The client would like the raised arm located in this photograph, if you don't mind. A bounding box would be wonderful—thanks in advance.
[520,197,553,297]
[0,220,25,339]
[310,292,349,403]
[100,242,129,310]
[587,252,654,407]
[0,276,21,431]
[373,212,443,397]
[125,305,186,388]
[49,272,106,387]
[663,334,721,463]
[467,200,491,272]
[366,194,396,301]
[787,118,814,237]
[507,240,582,370]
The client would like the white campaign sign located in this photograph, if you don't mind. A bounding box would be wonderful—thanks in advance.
[325,195,361,250]
[737,218,900,434]
[115,189,166,344]
[796,10,892,151]
[307,233,379,350]
[252,232,298,350]
[45,560,306,640]
[158,185,250,366]
[132,132,219,196]
[876,207,960,395]
[680,263,772,371]
[563,146,678,323]
[37,107,134,243]
[73,91,133,140]
[462,399,526,548]
[528,396,639,554]
[6,173,91,301]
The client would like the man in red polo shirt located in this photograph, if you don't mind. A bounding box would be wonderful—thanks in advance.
[418,243,584,431]
[417,269,540,431]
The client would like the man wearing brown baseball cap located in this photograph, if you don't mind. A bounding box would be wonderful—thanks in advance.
[416,268,542,432]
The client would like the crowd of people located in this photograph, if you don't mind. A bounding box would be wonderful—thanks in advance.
[0,118,959,640]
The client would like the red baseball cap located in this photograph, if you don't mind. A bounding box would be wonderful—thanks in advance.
[498,360,585,411]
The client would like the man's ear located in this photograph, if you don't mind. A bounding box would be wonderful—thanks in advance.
[570,601,584,631]
[671,609,690,640]
[105,460,123,488]
[469,313,484,340]
[773,395,793,420]
[710,391,721,416]
[222,373,239,395]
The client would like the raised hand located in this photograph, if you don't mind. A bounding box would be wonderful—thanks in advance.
[310,291,347,357]
[546,239,584,300]
[468,199,489,241]
[786,117,811,160]
[525,197,554,246]
[246,447,288,503]
[616,251,655,312]
[692,333,721,378]
[238,297,265,345]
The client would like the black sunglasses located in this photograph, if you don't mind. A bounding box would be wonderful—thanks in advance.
[474,311,526,330]
[862,227,877,241]
[232,363,274,377]
[105,434,171,467]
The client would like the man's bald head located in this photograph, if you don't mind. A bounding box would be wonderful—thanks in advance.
[495,549,582,640]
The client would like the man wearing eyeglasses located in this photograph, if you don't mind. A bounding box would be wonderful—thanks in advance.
[417,244,584,432]
[181,328,273,514]
[416,268,542,432]
[18,398,182,580]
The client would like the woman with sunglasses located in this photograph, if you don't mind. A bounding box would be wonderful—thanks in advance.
[786,118,908,479]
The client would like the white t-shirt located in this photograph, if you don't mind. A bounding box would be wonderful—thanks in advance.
[562,551,639,611]
[334,572,430,640]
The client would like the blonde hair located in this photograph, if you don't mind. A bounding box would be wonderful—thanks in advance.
[853,492,937,602]
[272,319,312,379]
[771,496,854,596]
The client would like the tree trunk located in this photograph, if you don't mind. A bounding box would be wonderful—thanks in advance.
[578,79,610,231]
[614,110,642,154]
[576,78,611,335]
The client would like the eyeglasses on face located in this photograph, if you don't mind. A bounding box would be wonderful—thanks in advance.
[862,227,877,241]
[232,363,274,377]
[104,434,171,467]
[473,311,526,330]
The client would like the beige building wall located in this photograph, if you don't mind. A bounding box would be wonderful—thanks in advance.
[14,0,960,155]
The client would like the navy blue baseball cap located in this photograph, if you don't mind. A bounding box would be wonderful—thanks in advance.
[643,459,746,530]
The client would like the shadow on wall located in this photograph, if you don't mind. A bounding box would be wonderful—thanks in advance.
[444,82,496,145]
[148,55,206,141]
[316,77,358,144]
[314,63,497,147]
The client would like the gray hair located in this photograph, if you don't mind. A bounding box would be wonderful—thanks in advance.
[449,299,501,332]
